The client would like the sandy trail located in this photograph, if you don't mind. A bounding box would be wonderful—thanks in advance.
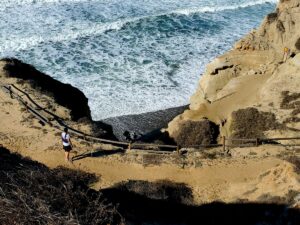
[6,142,290,204]
[0,68,300,205]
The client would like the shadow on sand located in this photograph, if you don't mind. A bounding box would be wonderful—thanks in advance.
[1,146,299,225]
[72,148,125,161]
[101,180,300,225]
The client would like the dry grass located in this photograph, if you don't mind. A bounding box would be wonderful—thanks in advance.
[281,91,300,125]
[257,190,300,205]
[111,180,194,205]
[0,147,123,225]
[280,91,300,110]
[142,154,163,166]
[230,107,281,139]
[173,120,219,147]
[285,156,300,174]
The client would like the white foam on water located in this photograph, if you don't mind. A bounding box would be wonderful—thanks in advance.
[0,0,278,53]
[173,0,278,15]
[0,20,126,53]
[0,0,100,11]
[0,0,278,120]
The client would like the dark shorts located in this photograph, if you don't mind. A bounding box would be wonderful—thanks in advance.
[63,145,72,152]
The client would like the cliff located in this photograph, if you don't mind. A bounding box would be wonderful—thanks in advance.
[0,6,300,214]
[167,0,300,146]
[1,58,91,121]
[0,58,120,139]
[0,58,187,141]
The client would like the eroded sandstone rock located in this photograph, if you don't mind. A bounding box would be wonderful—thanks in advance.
[1,58,91,121]
[167,0,300,143]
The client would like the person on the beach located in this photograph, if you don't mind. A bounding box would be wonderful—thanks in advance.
[61,127,73,162]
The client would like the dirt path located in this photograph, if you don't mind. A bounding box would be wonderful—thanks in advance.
[2,134,298,204]
[1,69,300,205]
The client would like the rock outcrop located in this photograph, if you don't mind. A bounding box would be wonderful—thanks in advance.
[167,0,300,145]
[1,58,91,121]
[0,58,119,139]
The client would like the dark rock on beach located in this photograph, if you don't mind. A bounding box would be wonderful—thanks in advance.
[100,105,189,142]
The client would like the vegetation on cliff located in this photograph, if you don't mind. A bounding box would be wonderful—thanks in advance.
[1,146,299,225]
[0,146,123,225]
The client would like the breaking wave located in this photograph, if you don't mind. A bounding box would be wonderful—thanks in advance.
[0,0,277,120]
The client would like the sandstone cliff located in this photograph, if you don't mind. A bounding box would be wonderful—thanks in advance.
[0,58,115,139]
[1,58,91,121]
[167,0,300,146]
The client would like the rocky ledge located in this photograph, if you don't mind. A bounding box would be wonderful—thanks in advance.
[0,58,186,142]
[167,0,300,146]
[1,58,91,121]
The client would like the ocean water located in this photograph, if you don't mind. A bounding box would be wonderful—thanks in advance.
[0,0,277,120]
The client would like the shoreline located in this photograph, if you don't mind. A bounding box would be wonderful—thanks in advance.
[0,58,189,143]
[100,104,189,141]
[0,1,300,222]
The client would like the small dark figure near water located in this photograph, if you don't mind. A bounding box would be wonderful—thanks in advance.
[61,127,73,162]
[123,130,132,141]
[123,131,139,141]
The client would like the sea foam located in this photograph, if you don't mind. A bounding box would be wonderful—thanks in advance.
[173,0,278,15]
[0,0,277,120]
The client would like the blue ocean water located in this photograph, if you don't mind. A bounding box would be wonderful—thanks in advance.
[0,0,277,120]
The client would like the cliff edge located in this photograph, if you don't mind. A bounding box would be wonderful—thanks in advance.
[1,58,91,121]
[167,0,300,146]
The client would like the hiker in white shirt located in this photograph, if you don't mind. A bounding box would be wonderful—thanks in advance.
[61,127,73,162]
